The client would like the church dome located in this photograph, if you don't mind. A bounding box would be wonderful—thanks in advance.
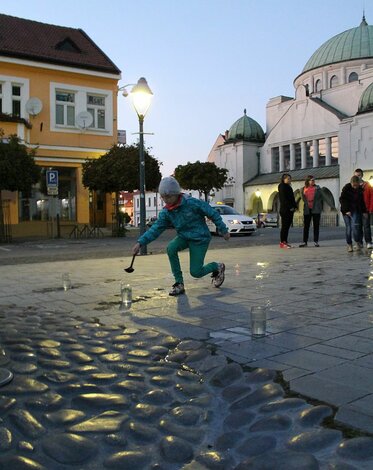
[358,82,373,114]
[302,17,373,73]
[227,109,265,143]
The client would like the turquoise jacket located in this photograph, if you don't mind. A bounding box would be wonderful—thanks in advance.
[138,195,228,246]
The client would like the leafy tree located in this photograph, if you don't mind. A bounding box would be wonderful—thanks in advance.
[174,161,228,201]
[82,143,162,193]
[82,143,162,235]
[0,133,40,240]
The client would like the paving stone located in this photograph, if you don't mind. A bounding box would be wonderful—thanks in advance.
[26,392,65,410]
[195,450,235,469]
[42,370,77,384]
[143,389,174,405]
[11,363,38,374]
[236,435,277,457]
[160,435,194,463]
[132,403,167,421]
[0,377,49,395]
[9,409,46,438]
[41,432,97,464]
[215,431,244,450]
[112,380,147,394]
[104,450,151,469]
[0,456,46,469]
[103,433,128,447]
[260,397,307,413]
[221,384,252,402]
[0,396,16,415]
[209,363,243,387]
[245,368,277,383]
[69,410,129,433]
[72,393,129,409]
[223,410,256,430]
[230,383,284,409]
[0,427,12,451]
[37,358,71,369]
[158,418,206,444]
[177,340,203,351]
[45,409,86,425]
[234,450,320,470]
[336,437,373,461]
[176,382,206,397]
[87,372,118,383]
[18,441,34,452]
[298,405,334,427]
[169,406,202,426]
[126,420,160,442]
[286,428,342,452]
[325,462,359,469]
[249,413,292,432]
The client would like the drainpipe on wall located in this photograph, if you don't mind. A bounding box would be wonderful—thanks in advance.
[256,151,261,176]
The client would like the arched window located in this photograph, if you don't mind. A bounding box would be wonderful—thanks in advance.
[330,75,338,88]
[348,72,358,82]
[315,79,321,92]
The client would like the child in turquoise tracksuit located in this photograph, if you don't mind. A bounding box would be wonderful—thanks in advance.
[132,177,230,296]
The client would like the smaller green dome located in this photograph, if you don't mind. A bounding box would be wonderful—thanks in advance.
[227,109,265,143]
[358,82,373,114]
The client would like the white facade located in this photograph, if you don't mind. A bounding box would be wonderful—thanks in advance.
[209,19,373,222]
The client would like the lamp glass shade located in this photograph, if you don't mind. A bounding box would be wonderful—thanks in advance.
[130,77,153,118]
[255,190,261,198]
[369,177,373,187]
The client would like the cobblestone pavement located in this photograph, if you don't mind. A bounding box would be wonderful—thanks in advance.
[1,238,373,468]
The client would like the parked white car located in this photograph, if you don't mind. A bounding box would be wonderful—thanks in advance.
[207,204,257,235]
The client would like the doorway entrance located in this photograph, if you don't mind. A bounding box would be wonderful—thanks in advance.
[89,190,106,227]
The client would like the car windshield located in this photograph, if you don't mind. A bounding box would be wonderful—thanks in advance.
[214,206,240,215]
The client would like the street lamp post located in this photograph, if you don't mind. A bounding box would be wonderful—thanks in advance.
[121,77,153,255]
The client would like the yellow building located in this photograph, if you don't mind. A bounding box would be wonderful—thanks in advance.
[0,14,121,238]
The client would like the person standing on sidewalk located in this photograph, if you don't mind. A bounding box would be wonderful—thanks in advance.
[340,175,367,252]
[132,176,230,296]
[299,175,323,248]
[354,169,373,249]
[278,173,297,248]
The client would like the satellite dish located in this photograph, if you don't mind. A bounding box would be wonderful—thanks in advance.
[76,111,93,130]
[25,97,43,116]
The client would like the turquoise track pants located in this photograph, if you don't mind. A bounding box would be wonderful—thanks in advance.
[166,236,219,285]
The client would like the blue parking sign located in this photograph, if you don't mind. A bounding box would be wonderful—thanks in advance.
[46,170,58,187]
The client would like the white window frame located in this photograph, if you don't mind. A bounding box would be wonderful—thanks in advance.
[87,93,106,130]
[55,90,76,127]
[0,75,29,117]
[50,82,113,135]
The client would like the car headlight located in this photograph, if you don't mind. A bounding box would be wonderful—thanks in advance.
[227,219,240,224]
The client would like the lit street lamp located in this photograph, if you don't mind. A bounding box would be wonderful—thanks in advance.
[121,77,153,255]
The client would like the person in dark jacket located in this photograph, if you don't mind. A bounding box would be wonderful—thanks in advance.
[278,173,297,248]
[299,175,324,247]
[339,175,367,252]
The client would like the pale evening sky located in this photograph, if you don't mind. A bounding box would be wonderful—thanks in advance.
[1,0,370,176]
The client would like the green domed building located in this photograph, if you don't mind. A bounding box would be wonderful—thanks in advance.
[211,16,373,225]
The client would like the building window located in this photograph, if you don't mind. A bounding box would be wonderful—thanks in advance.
[318,138,326,166]
[19,167,77,222]
[306,141,313,168]
[87,94,105,129]
[330,75,338,88]
[331,136,339,164]
[271,147,279,172]
[12,85,21,117]
[283,145,290,170]
[56,91,75,126]
[348,72,358,82]
[315,79,321,92]
[294,143,301,169]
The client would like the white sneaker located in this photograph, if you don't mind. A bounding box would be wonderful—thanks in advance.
[367,243,373,249]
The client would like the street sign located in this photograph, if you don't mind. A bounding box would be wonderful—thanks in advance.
[46,170,58,196]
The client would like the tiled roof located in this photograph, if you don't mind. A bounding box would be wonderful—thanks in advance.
[0,14,121,75]
[244,165,339,186]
